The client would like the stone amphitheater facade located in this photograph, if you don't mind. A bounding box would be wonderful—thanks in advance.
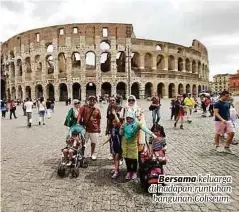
[0,23,209,101]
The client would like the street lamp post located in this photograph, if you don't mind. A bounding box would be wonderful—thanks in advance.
[127,46,131,97]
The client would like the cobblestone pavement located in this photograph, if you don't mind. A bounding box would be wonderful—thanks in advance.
[2,99,239,212]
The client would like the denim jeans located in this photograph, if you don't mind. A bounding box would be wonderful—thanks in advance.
[152,108,160,124]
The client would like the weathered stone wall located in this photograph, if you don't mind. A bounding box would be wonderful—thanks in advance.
[1,23,209,101]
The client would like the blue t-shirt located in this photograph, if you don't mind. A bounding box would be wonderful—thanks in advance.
[213,100,230,121]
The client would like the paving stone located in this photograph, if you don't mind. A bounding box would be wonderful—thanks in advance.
[1,99,239,212]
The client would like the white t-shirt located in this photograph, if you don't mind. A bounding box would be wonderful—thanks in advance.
[230,107,238,122]
[25,101,33,112]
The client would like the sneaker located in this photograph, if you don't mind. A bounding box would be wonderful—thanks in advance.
[107,155,113,160]
[43,123,45,125]
[180,125,184,129]
[125,172,131,180]
[91,154,97,160]
[110,170,115,175]
[223,147,233,154]
[215,146,220,152]
[39,121,41,125]
[231,140,238,145]
[174,123,176,128]
[131,172,137,180]
[111,171,120,179]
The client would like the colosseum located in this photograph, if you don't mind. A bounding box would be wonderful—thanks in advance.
[0,23,209,101]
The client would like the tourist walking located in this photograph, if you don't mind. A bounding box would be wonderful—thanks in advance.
[77,96,101,161]
[22,100,27,116]
[183,93,195,123]
[9,100,17,119]
[25,97,33,127]
[64,99,80,128]
[150,96,161,125]
[1,99,7,118]
[170,97,176,120]
[37,97,46,125]
[46,99,52,118]
[174,95,185,129]
[213,91,235,153]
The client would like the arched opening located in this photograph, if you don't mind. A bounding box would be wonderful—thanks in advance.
[202,85,205,91]
[100,41,110,51]
[186,58,190,72]
[86,82,96,98]
[156,44,162,51]
[25,57,32,73]
[178,84,184,95]
[131,52,140,70]
[192,84,197,96]
[25,86,31,99]
[157,55,164,70]
[202,64,205,78]
[192,60,196,73]
[72,83,81,100]
[145,82,153,98]
[1,79,6,99]
[10,51,15,60]
[177,48,183,54]
[46,84,55,100]
[11,87,16,100]
[17,86,23,100]
[17,59,22,76]
[131,82,140,99]
[46,43,54,53]
[46,55,54,74]
[59,83,68,101]
[116,82,127,99]
[101,82,112,96]
[178,57,183,71]
[86,51,96,69]
[186,84,191,94]
[35,55,42,72]
[72,52,81,68]
[168,55,175,70]
[198,85,202,94]
[157,83,165,98]
[168,83,176,98]
[58,53,66,73]
[116,51,126,72]
[144,53,152,70]
[101,52,111,72]
[10,62,15,77]
[35,84,43,99]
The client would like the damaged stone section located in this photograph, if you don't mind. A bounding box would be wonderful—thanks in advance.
[101,52,111,72]
[116,51,125,72]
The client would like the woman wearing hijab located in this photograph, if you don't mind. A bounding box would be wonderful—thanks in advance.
[64,99,80,128]
[121,111,157,180]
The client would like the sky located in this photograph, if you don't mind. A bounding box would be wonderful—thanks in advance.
[0,0,239,81]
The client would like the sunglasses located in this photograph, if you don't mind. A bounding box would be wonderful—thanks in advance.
[74,102,80,105]
[128,99,135,102]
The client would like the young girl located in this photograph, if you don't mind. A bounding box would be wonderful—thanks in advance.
[63,128,82,166]
[109,109,122,179]
[174,95,185,129]
[150,124,167,162]
[121,111,157,180]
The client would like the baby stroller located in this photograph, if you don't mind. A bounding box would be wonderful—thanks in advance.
[57,124,87,178]
[138,137,167,192]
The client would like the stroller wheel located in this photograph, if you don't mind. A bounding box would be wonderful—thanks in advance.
[72,167,79,178]
[57,165,66,178]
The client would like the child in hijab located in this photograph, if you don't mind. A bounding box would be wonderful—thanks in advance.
[120,111,157,180]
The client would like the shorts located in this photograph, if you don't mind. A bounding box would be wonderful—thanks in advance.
[85,132,99,144]
[214,121,235,135]
[110,140,122,155]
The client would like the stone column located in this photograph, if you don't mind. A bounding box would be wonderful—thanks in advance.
[139,54,144,69]
[164,55,168,70]
[182,60,186,72]
[68,82,72,100]
[164,84,169,99]
[174,58,178,71]
[54,84,59,101]
[96,83,101,98]
[139,83,145,99]
[112,83,116,96]
[152,55,157,70]
[81,83,86,102]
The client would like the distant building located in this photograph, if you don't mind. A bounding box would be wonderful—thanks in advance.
[213,73,231,93]
[229,70,239,95]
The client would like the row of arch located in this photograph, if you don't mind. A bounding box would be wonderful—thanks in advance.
[3,52,208,78]
[7,82,207,101]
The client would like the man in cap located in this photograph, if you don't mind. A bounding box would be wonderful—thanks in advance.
[183,93,195,123]
[77,96,101,161]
